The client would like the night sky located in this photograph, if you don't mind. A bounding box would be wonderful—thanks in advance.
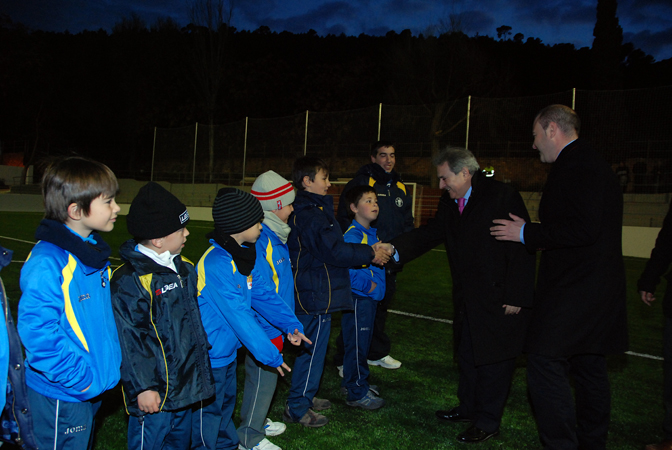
[3,0,672,61]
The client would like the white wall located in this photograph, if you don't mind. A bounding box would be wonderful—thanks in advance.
[0,165,32,186]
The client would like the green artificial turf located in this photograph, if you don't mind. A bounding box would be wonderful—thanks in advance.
[0,211,666,449]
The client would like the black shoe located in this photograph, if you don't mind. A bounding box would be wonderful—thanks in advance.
[435,407,472,423]
[456,425,499,443]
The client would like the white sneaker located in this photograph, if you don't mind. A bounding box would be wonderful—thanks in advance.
[337,365,343,377]
[367,355,401,369]
[238,438,282,450]
[263,418,286,436]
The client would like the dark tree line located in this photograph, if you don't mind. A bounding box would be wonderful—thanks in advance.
[0,12,669,178]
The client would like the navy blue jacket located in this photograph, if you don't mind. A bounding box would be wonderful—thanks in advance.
[111,240,215,416]
[337,163,414,241]
[0,246,38,450]
[289,190,375,315]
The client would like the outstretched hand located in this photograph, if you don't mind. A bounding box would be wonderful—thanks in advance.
[490,213,526,242]
[372,242,393,265]
[640,291,656,306]
[276,361,291,376]
[503,304,521,315]
[287,329,312,346]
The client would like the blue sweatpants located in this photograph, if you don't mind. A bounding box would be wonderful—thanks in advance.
[27,386,101,450]
[286,313,331,420]
[128,408,192,450]
[191,362,239,450]
[341,296,377,401]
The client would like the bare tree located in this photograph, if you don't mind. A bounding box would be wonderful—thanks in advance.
[388,17,500,186]
[592,0,623,89]
[188,0,233,182]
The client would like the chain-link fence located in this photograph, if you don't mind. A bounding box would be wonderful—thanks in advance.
[151,86,672,192]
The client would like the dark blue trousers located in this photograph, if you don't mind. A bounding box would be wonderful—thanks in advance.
[286,313,331,420]
[27,386,101,450]
[128,408,192,450]
[191,362,239,450]
[341,297,377,401]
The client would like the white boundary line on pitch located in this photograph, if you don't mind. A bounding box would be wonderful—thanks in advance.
[388,309,664,361]
[0,234,665,362]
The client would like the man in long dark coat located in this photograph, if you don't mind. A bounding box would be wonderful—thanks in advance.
[491,104,628,450]
[638,199,672,450]
[392,147,535,443]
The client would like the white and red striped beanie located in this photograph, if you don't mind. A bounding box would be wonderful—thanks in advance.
[251,170,295,211]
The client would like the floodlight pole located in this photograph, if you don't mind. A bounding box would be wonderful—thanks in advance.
[242,117,249,186]
[151,127,156,182]
[465,96,472,151]
[304,110,309,155]
[192,123,198,185]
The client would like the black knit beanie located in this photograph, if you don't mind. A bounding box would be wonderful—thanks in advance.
[212,188,264,234]
[127,182,190,240]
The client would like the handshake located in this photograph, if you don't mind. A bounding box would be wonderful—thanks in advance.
[372,242,395,266]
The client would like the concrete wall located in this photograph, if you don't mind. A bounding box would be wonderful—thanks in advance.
[2,179,669,259]
[0,165,33,186]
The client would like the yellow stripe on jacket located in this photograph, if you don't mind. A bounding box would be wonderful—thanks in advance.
[265,240,280,293]
[139,273,169,411]
[62,254,89,352]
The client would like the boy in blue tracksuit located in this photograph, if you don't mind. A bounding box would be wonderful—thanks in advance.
[234,170,317,450]
[17,157,122,450]
[341,185,390,410]
[111,182,215,449]
[282,157,393,428]
[194,188,310,450]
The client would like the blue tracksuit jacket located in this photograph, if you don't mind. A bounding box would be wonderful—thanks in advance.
[197,240,303,369]
[343,220,386,301]
[18,220,121,402]
[254,224,294,340]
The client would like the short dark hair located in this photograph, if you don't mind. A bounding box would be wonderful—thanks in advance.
[370,140,395,158]
[292,157,329,190]
[345,185,377,220]
[535,104,581,136]
[42,156,118,223]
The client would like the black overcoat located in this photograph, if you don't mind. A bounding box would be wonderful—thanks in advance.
[392,173,535,366]
[638,200,672,319]
[523,138,628,356]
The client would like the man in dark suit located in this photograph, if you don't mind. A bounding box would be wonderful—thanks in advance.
[491,104,628,450]
[638,200,672,450]
[392,147,535,443]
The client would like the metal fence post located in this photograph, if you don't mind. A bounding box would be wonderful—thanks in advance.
[465,96,472,151]
[151,126,156,182]
[378,103,382,141]
[192,123,198,184]
[242,117,249,185]
[304,110,309,155]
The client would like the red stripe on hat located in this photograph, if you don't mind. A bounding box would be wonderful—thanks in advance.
[251,183,293,200]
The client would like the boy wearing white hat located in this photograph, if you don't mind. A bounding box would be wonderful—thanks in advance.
[233,171,302,450]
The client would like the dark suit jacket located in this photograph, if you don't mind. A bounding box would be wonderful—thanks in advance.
[638,200,672,319]
[523,138,628,356]
[392,172,535,366]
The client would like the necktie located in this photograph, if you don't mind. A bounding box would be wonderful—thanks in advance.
[457,197,466,215]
